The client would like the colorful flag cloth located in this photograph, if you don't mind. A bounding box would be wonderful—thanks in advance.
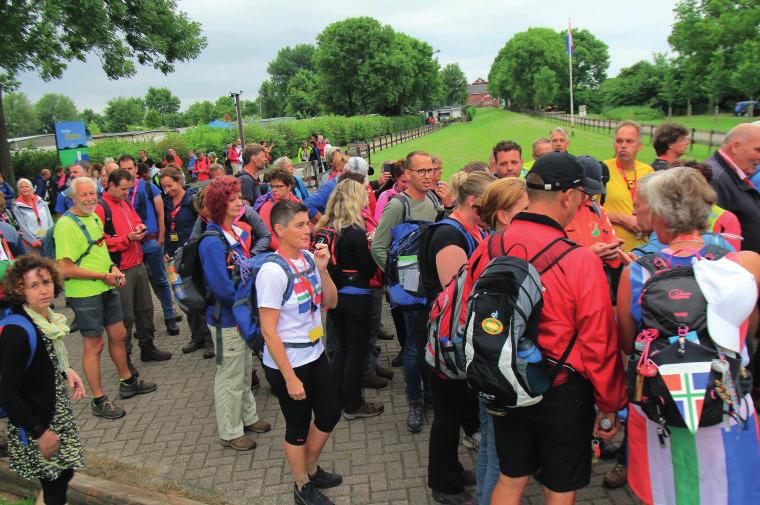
[628,397,760,505]
[658,361,712,434]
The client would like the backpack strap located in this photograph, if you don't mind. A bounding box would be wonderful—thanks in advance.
[1,314,38,369]
[396,193,413,222]
[437,218,479,256]
[97,198,115,237]
[487,229,507,259]
[63,211,97,265]
[528,237,578,275]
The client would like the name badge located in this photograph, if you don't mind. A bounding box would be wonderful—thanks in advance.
[170,233,179,242]
[308,325,323,342]
[36,229,46,236]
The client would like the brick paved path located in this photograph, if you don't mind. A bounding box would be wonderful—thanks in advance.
[61,298,639,505]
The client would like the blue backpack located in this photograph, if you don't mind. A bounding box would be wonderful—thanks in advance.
[385,192,442,307]
[232,252,317,353]
[0,308,39,446]
[41,211,98,264]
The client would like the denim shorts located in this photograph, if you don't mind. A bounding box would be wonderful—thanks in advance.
[68,289,123,337]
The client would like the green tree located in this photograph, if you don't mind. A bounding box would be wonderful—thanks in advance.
[212,96,236,121]
[80,108,105,130]
[654,54,679,117]
[144,108,161,128]
[34,93,78,134]
[161,111,187,128]
[0,0,206,185]
[266,44,316,117]
[285,70,320,118]
[702,49,726,119]
[241,99,259,118]
[440,64,468,105]
[4,92,38,137]
[104,97,145,132]
[599,61,661,108]
[258,80,281,119]
[185,100,215,125]
[533,67,558,110]
[144,87,181,115]
[732,41,760,117]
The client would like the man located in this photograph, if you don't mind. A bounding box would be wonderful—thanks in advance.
[431,155,454,208]
[524,138,553,170]
[54,164,88,216]
[0,217,25,259]
[305,157,375,222]
[239,143,268,206]
[118,155,180,336]
[320,147,344,185]
[490,140,525,179]
[227,139,242,174]
[96,169,172,375]
[651,123,690,171]
[550,127,570,153]
[371,151,441,434]
[33,168,51,201]
[490,152,626,504]
[603,121,654,251]
[55,177,157,419]
[167,148,182,168]
[138,149,155,169]
[706,123,760,253]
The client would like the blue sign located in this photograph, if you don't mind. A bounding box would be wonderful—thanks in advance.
[54,121,88,149]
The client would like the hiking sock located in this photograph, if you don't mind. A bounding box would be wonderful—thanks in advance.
[92,395,106,406]
[120,376,137,386]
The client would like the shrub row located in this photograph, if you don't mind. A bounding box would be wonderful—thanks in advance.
[600,106,664,121]
[11,114,423,179]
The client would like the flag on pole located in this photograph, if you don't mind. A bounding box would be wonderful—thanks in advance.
[566,23,574,56]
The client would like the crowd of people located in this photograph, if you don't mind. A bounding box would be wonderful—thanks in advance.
[0,119,759,505]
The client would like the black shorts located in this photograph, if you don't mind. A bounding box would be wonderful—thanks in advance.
[67,289,123,337]
[492,375,595,492]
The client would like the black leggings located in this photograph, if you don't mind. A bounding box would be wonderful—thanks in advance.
[264,353,341,445]
[40,468,74,505]
[391,305,406,349]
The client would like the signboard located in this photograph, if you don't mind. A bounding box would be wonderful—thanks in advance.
[54,121,88,150]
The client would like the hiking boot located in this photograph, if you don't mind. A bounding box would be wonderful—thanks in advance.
[308,466,343,489]
[432,490,474,505]
[407,400,424,433]
[600,440,620,460]
[391,351,403,367]
[244,420,271,433]
[174,314,184,323]
[119,377,158,398]
[165,318,180,336]
[603,463,627,489]
[251,370,261,391]
[203,345,215,359]
[375,345,381,355]
[377,326,394,340]
[462,431,481,452]
[375,366,394,380]
[140,345,172,362]
[126,354,140,378]
[91,396,125,420]
[294,482,334,505]
[361,375,388,389]
[182,340,204,354]
[343,401,384,420]
[221,435,256,451]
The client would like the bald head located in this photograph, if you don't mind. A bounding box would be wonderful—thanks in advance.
[722,123,760,174]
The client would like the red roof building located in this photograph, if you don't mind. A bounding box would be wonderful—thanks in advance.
[466,78,500,108]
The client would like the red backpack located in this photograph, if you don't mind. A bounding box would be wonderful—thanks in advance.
[425,231,506,379]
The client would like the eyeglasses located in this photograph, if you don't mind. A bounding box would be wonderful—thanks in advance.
[409,168,436,176]
[270,184,288,190]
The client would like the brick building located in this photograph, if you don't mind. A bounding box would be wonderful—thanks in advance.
[466,78,500,107]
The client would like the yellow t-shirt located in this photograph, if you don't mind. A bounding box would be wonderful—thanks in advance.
[602,159,653,251]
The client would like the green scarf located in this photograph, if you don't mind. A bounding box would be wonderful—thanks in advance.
[23,305,71,373]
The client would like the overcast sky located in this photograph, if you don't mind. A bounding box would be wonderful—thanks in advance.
[16,0,679,112]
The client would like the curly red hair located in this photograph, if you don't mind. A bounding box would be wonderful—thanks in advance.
[204,176,242,224]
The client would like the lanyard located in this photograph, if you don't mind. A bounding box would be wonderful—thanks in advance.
[222,225,250,258]
[130,183,139,208]
[278,251,319,316]
[169,196,184,232]
[615,159,638,204]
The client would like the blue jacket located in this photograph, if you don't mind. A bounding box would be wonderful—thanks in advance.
[55,184,102,214]
[32,176,48,199]
[0,221,26,257]
[0,183,14,205]
[304,178,337,219]
[199,221,249,328]
[292,175,310,201]
[128,179,161,236]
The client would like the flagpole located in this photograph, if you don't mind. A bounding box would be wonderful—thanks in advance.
[568,18,575,134]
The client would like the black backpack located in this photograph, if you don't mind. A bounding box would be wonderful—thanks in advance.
[627,245,751,436]
[173,230,230,312]
[465,238,578,410]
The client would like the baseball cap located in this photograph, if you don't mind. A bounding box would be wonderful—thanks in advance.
[576,155,606,195]
[345,156,374,178]
[525,152,584,191]
[693,257,758,353]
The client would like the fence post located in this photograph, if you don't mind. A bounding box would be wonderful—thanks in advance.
[690,128,696,151]
[708,130,715,152]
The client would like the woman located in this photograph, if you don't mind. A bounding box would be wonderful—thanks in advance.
[0,255,86,505]
[256,199,341,505]
[317,180,384,419]
[321,148,346,186]
[465,177,529,505]
[255,167,302,251]
[199,176,270,450]
[618,167,760,505]
[194,150,210,182]
[14,178,54,252]
[374,162,409,222]
[0,192,19,230]
[419,170,494,505]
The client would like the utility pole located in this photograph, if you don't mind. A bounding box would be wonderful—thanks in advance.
[230,91,245,145]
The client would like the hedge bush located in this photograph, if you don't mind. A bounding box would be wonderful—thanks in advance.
[601,106,664,121]
[11,114,423,177]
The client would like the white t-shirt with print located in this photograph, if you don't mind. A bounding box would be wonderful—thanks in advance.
[256,251,324,369]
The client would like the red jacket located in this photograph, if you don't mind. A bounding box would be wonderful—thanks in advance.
[227,146,240,164]
[503,213,626,412]
[194,158,210,181]
[95,192,144,271]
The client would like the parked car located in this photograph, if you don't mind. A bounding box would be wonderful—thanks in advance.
[734,101,760,117]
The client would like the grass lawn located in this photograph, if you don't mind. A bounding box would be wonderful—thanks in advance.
[372,108,715,180]
[587,113,756,133]
[0,498,32,505]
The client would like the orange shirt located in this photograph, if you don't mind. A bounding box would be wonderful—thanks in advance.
[565,201,621,268]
